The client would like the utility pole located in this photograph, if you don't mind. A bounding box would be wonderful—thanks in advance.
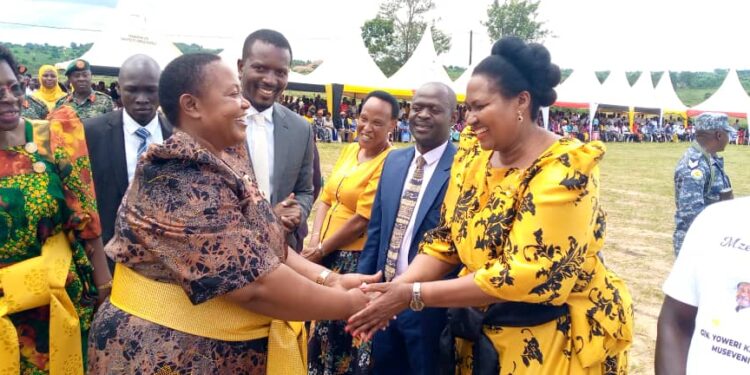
[469,30,473,66]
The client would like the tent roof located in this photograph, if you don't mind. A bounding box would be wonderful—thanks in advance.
[56,14,181,74]
[301,35,388,89]
[385,27,453,92]
[553,68,602,108]
[629,71,660,110]
[598,70,633,108]
[451,63,475,96]
[653,72,687,112]
[689,69,750,118]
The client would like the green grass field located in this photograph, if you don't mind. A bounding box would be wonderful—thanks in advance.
[313,141,750,374]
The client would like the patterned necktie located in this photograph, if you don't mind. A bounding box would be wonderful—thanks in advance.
[250,114,271,200]
[135,127,151,158]
[384,155,427,281]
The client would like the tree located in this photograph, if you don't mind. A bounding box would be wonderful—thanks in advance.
[361,0,451,76]
[483,0,550,43]
[362,17,395,62]
[431,24,451,55]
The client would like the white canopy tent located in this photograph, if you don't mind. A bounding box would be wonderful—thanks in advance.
[688,69,750,119]
[301,35,388,91]
[554,68,602,108]
[56,14,181,74]
[386,27,453,93]
[630,71,659,111]
[597,70,634,109]
[552,68,602,134]
[653,72,688,112]
[651,72,688,127]
[451,63,475,98]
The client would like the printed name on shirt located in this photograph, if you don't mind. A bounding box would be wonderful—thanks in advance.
[699,329,750,365]
[720,237,750,252]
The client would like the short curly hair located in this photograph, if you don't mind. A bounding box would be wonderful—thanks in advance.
[158,53,221,126]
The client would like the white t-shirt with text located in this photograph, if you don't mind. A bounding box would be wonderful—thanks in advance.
[663,197,750,374]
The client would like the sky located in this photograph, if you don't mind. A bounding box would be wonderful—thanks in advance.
[2,0,750,72]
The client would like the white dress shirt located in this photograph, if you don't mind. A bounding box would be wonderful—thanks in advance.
[245,105,275,196]
[123,111,163,182]
[395,141,449,276]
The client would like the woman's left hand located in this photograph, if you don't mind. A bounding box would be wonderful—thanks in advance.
[346,282,412,341]
[301,246,323,264]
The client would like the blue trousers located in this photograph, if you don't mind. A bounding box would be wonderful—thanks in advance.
[371,308,446,375]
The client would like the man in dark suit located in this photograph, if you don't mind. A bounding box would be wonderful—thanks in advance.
[357,82,458,375]
[238,29,315,250]
[84,54,172,252]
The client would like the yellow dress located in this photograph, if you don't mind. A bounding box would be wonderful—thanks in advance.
[319,143,392,250]
[309,143,392,374]
[421,130,633,374]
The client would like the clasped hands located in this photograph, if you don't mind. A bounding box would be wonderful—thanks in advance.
[274,193,301,232]
[327,272,415,342]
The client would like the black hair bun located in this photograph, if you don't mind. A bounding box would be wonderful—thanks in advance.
[491,37,561,107]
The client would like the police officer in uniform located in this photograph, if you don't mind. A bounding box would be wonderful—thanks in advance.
[54,59,114,119]
[673,112,734,255]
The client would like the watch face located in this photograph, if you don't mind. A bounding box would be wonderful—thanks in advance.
[410,300,425,311]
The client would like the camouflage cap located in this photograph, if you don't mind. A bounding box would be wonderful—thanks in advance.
[65,59,91,76]
[695,112,736,134]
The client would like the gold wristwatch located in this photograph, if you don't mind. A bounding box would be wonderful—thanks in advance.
[409,282,425,311]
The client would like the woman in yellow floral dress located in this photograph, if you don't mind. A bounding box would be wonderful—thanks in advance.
[0,45,111,375]
[347,37,633,374]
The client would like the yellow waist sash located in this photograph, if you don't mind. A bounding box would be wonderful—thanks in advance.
[0,232,83,375]
[110,264,307,375]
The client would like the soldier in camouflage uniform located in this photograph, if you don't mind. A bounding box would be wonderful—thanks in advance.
[54,59,114,119]
[15,71,49,120]
[673,112,734,255]
[21,94,49,120]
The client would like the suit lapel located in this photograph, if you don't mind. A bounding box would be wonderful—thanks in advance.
[378,148,413,268]
[271,103,289,204]
[383,148,414,226]
[109,111,129,196]
[411,143,456,249]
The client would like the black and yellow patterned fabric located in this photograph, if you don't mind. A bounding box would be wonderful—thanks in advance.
[421,128,633,374]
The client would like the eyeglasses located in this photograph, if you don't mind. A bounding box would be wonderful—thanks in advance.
[0,83,24,98]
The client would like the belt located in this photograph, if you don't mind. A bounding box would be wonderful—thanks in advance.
[110,264,307,374]
[438,302,569,375]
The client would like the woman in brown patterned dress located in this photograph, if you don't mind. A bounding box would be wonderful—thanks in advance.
[86,54,377,375]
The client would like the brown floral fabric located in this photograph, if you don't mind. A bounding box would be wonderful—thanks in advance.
[87,130,287,374]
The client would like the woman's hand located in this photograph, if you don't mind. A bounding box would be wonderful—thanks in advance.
[327,271,382,290]
[346,282,412,341]
[300,245,323,264]
[346,288,372,318]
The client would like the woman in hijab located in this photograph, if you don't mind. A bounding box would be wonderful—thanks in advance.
[32,65,66,110]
